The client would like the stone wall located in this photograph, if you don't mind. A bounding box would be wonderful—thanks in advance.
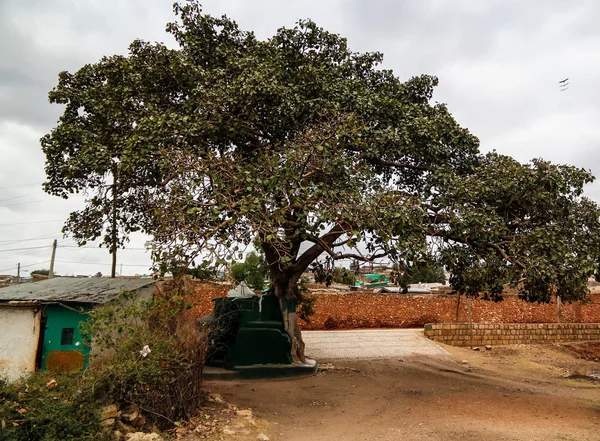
[424,322,600,347]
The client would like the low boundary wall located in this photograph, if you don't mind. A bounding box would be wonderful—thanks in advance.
[424,323,600,346]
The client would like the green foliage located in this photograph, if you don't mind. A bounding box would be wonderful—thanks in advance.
[187,260,217,280]
[311,261,332,286]
[80,288,206,428]
[392,261,445,289]
[0,373,109,441]
[332,267,357,286]
[30,269,49,276]
[294,279,316,323]
[311,262,356,286]
[42,0,600,313]
[229,252,268,291]
[437,153,600,303]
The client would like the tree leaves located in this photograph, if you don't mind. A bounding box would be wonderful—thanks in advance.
[42,1,600,306]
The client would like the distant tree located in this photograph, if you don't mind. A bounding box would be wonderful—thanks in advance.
[30,269,49,276]
[93,272,103,278]
[391,261,445,293]
[311,262,355,286]
[230,252,268,291]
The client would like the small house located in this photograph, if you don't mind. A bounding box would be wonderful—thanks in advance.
[0,277,156,381]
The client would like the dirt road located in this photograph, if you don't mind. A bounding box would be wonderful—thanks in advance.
[206,344,600,441]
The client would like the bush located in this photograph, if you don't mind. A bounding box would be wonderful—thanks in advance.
[81,286,208,428]
[331,267,356,286]
[311,263,356,286]
[0,373,109,441]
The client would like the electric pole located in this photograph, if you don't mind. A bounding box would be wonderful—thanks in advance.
[111,177,118,278]
[120,262,123,277]
[17,262,20,283]
[49,239,57,278]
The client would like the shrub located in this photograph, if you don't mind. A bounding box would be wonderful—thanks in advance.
[0,373,109,441]
[1,284,208,440]
[81,285,208,428]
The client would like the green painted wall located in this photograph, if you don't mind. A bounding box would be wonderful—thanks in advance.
[41,305,91,371]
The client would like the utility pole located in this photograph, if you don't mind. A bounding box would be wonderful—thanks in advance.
[48,239,57,279]
[120,262,123,277]
[17,262,20,283]
[111,177,118,278]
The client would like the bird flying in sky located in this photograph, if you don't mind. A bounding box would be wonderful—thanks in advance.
[559,78,570,91]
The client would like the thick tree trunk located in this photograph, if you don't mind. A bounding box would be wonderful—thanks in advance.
[280,299,306,363]
[272,276,307,363]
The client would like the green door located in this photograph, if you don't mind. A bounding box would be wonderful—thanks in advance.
[41,305,91,372]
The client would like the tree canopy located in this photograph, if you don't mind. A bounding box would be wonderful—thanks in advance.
[43,1,600,361]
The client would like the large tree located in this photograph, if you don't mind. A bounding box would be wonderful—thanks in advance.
[43,2,600,362]
[41,41,179,275]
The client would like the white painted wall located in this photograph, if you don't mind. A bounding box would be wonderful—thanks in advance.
[0,306,41,382]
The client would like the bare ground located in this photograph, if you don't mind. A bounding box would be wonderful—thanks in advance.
[197,343,600,441]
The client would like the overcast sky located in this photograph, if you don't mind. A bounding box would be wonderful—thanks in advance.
[1,0,599,276]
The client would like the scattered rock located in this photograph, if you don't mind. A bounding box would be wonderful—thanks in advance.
[115,420,137,435]
[101,404,119,421]
[101,418,115,427]
[236,409,253,418]
[208,393,225,404]
[319,363,336,371]
[485,345,492,351]
[46,379,57,389]
[460,360,469,364]
[131,413,146,429]
[472,346,481,351]
[121,404,141,423]
[125,433,163,441]
[223,426,236,435]
[257,434,270,441]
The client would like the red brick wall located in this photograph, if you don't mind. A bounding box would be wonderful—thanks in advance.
[425,323,600,346]
[299,293,600,330]
[186,283,600,331]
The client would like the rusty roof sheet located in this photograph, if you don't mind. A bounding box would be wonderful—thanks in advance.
[0,277,155,304]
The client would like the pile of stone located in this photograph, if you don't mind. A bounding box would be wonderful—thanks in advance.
[100,404,163,441]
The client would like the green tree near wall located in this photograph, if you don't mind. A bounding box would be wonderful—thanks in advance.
[230,252,268,291]
[43,1,600,362]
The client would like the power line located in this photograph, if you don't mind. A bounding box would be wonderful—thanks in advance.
[0,219,63,227]
[0,246,50,253]
[60,246,149,251]
[0,182,40,191]
[0,200,43,208]
[0,260,50,274]
[0,245,53,263]
[55,259,151,268]
[0,192,41,203]
[66,247,94,275]
[0,233,58,244]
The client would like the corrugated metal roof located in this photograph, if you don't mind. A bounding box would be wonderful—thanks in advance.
[0,277,156,304]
